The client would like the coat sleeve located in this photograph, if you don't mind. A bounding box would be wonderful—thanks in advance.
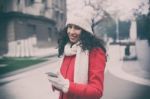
[68,48,106,98]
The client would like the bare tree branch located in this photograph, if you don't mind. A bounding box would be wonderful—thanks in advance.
[84,0,112,28]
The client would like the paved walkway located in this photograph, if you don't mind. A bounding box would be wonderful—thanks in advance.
[0,45,150,99]
[0,59,60,99]
[123,60,150,80]
[107,45,150,86]
[1,45,150,86]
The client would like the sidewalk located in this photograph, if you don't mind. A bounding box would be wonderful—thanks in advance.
[122,60,150,80]
[107,45,150,86]
[0,58,61,99]
[0,45,150,99]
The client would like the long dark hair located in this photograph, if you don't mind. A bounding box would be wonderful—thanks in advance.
[58,27,106,57]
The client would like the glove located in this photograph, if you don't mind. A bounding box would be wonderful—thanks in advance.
[48,72,69,93]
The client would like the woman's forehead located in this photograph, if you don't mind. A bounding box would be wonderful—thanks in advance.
[67,24,79,27]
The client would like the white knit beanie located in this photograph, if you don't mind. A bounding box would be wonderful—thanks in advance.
[66,6,95,35]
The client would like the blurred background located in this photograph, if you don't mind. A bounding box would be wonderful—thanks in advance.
[0,0,150,99]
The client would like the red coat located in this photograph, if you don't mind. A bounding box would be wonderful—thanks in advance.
[60,48,106,99]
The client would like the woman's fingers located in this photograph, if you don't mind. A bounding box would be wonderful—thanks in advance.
[48,76,58,83]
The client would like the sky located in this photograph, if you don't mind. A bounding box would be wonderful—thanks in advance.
[67,0,149,21]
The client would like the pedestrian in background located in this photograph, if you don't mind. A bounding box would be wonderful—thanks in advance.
[48,8,107,99]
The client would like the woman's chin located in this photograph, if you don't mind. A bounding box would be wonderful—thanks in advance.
[70,40,78,44]
[69,39,77,43]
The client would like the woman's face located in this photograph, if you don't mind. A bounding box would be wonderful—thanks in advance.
[67,24,82,44]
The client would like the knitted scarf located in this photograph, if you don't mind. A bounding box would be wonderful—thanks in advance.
[59,42,89,84]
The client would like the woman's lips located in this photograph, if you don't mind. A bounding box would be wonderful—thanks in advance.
[70,35,77,39]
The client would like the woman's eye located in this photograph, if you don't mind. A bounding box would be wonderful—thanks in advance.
[68,25,72,28]
[67,24,81,30]
[74,26,81,30]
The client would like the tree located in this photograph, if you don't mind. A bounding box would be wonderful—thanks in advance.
[67,0,149,40]
[83,0,149,41]
[84,0,149,24]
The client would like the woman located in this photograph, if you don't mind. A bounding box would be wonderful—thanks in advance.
[48,11,107,99]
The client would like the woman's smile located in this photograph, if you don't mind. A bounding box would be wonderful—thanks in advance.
[67,24,81,44]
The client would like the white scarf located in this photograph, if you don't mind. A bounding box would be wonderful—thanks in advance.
[59,42,89,84]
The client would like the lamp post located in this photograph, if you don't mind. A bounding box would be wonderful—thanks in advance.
[149,0,150,17]
[145,1,150,43]
[115,17,119,43]
[148,0,150,45]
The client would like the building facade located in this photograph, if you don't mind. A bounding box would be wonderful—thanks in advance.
[0,0,66,57]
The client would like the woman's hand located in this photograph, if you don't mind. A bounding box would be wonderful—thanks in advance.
[48,72,69,93]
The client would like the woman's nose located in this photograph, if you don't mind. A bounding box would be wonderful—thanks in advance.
[69,27,75,34]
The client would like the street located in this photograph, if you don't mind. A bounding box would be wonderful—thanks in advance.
[102,72,150,99]
[0,0,150,99]
[0,57,60,99]
[0,45,150,99]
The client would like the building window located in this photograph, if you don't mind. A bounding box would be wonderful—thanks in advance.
[56,11,59,20]
[48,28,52,42]
[25,0,34,7]
[0,3,4,11]
[27,24,36,37]
[42,0,47,10]
[54,0,58,8]
[60,13,64,20]
[17,0,20,5]
[42,0,47,3]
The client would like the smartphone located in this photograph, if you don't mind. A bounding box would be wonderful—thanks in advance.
[46,72,58,77]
